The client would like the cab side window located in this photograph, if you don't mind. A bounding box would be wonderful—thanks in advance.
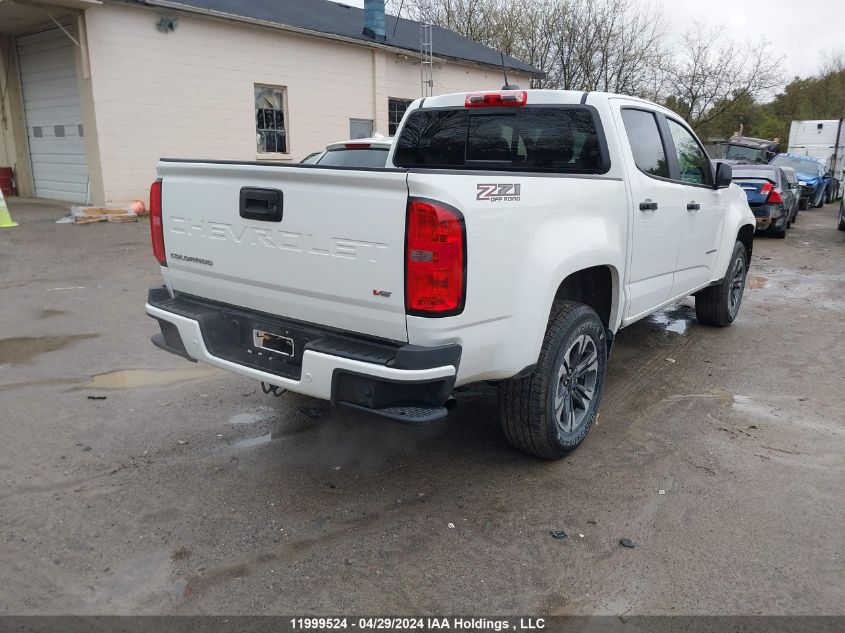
[666,119,711,185]
[621,109,669,178]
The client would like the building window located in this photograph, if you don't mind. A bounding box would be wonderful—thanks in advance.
[388,98,412,136]
[349,118,374,139]
[255,85,288,154]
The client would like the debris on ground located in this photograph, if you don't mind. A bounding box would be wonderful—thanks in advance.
[619,538,638,548]
[587,520,597,525]
[658,489,666,495]
[550,530,568,540]
[665,357,676,363]
[178,440,188,445]
[66,203,144,224]
[448,523,455,529]
[87,396,107,400]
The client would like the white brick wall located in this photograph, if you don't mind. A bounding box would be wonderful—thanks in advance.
[82,4,532,204]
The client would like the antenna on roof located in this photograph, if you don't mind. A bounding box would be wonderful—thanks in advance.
[500,51,520,90]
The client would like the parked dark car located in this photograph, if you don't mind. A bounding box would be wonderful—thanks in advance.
[721,135,780,164]
[732,165,793,238]
[838,197,845,231]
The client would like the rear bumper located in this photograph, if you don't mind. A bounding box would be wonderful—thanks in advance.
[146,287,460,423]
[751,204,784,230]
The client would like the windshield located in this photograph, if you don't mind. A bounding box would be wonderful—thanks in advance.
[300,152,323,164]
[724,144,767,163]
[770,156,822,176]
[316,148,389,168]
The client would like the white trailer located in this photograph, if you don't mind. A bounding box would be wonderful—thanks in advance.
[787,119,845,201]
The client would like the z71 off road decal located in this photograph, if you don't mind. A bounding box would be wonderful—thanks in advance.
[476,183,521,202]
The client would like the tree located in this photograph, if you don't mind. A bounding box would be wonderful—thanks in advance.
[663,24,782,131]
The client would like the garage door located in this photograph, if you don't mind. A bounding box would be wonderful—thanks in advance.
[17,28,89,203]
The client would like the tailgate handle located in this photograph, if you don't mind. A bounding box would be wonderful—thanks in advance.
[240,188,283,222]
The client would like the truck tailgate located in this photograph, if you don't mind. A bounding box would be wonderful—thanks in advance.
[157,161,409,342]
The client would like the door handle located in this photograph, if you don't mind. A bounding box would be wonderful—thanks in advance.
[639,200,658,211]
[687,201,701,211]
[240,187,283,222]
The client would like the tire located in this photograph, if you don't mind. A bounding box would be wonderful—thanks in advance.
[838,201,845,231]
[799,197,808,210]
[695,241,748,327]
[498,302,608,459]
[770,215,787,239]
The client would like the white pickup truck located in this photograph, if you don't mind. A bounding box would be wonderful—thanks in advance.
[146,89,755,459]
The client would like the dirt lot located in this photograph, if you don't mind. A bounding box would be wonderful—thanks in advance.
[1,199,843,616]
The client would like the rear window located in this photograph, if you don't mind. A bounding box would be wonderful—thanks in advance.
[317,148,389,168]
[732,168,777,181]
[393,106,608,173]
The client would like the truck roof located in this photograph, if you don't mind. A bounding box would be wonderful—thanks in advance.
[414,89,666,112]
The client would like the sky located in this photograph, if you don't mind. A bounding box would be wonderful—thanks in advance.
[331,0,844,83]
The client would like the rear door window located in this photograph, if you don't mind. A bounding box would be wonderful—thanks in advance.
[620,109,669,178]
[394,106,608,173]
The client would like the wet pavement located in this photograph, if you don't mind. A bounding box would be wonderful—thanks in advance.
[1,200,844,615]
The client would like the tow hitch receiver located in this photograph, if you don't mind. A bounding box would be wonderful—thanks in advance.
[253,330,294,357]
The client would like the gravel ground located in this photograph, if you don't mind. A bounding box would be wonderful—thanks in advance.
[1,198,843,616]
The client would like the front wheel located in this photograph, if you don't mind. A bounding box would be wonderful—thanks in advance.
[499,302,607,459]
[695,241,748,327]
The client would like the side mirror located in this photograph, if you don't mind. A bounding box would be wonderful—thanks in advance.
[714,162,732,189]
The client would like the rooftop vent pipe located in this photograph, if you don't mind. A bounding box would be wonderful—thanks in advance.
[363,0,386,41]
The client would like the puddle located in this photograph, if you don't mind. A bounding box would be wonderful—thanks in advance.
[228,406,277,425]
[746,275,768,289]
[0,334,99,364]
[229,433,274,449]
[647,304,695,335]
[81,367,219,390]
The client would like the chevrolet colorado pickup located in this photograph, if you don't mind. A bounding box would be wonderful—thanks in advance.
[146,89,756,459]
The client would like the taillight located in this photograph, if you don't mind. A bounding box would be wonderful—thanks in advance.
[406,198,466,316]
[758,181,783,204]
[465,90,527,107]
[149,178,166,266]
[344,143,371,149]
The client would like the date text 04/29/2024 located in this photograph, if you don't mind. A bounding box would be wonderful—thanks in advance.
[289,617,547,631]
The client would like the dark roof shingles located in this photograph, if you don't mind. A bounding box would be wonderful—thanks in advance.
[141,0,542,76]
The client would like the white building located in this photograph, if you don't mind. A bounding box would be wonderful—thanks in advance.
[0,0,540,206]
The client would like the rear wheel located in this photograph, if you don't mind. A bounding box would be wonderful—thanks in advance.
[799,196,809,210]
[499,302,607,459]
[770,216,787,238]
[695,241,747,327]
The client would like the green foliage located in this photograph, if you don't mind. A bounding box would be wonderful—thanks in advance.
[696,65,845,142]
